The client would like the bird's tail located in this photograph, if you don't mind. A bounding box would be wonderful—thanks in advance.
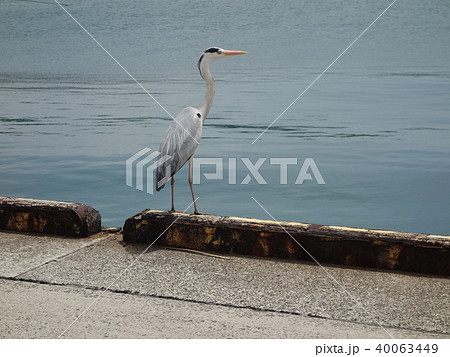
[155,163,169,191]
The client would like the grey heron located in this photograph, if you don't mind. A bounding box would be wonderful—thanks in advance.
[155,47,247,214]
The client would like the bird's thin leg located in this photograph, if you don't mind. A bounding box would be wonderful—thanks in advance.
[188,158,200,214]
[170,176,175,212]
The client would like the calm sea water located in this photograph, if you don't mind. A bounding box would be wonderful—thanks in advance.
[1,0,449,234]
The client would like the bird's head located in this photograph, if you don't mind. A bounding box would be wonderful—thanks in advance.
[197,47,247,76]
[203,47,247,59]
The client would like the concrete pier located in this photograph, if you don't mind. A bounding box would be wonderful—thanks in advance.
[0,230,448,338]
[0,197,449,338]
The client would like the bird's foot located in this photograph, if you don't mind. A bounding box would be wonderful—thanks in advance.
[193,210,201,215]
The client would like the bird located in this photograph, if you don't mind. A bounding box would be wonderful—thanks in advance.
[155,47,247,214]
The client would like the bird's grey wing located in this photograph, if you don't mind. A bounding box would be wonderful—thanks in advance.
[156,107,203,191]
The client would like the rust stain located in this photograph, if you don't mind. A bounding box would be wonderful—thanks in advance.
[72,223,81,235]
[6,212,46,232]
[386,245,403,268]
[230,230,240,242]
[7,212,29,231]
[372,240,385,245]
[378,245,403,269]
[286,239,296,255]
[202,226,217,245]
[166,227,182,245]
[203,233,213,245]
[258,238,270,256]
[135,221,148,230]
[204,226,216,237]
[33,216,47,232]
[321,236,338,241]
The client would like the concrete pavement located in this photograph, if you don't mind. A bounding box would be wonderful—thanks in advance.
[0,230,448,338]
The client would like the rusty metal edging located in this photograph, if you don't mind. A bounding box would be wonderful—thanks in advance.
[123,209,450,276]
[0,196,101,237]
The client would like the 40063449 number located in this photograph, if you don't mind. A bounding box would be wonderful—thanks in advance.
[375,344,438,354]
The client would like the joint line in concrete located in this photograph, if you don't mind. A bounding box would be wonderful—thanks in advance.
[56,198,199,339]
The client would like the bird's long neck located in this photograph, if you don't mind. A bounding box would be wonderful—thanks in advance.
[198,59,215,120]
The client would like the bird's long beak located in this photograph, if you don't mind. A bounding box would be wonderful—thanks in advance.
[223,50,248,56]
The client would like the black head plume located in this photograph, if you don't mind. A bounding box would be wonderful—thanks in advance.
[204,47,221,53]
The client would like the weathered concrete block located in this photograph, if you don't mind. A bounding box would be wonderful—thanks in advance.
[0,197,101,237]
[123,209,450,275]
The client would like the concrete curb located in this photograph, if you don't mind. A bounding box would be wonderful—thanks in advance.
[0,197,101,237]
[123,210,450,276]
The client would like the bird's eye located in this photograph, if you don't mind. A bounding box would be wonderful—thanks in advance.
[196,113,201,118]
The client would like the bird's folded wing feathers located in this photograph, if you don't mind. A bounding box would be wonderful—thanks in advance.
[155,107,203,190]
